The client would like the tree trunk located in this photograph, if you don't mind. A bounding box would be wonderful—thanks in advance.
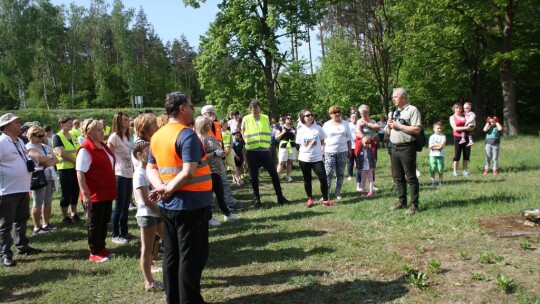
[500,60,518,135]
[470,68,484,129]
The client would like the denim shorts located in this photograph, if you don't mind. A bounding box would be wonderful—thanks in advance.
[136,216,162,228]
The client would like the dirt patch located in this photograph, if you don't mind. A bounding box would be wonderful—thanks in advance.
[478,214,540,237]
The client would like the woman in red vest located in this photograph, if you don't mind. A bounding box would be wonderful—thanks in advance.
[76,119,117,263]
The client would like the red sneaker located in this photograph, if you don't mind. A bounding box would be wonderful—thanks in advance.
[99,248,115,258]
[306,197,314,208]
[483,169,489,175]
[493,169,499,175]
[366,191,373,197]
[361,191,367,197]
[89,253,109,263]
[322,199,335,206]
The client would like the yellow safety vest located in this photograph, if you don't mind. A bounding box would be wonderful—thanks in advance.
[55,131,80,170]
[222,130,231,150]
[244,114,271,150]
[70,128,82,138]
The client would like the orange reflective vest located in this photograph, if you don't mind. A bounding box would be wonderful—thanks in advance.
[150,122,212,192]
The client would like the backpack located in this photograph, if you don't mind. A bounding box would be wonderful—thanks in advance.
[415,128,426,152]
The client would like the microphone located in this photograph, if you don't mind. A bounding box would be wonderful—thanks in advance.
[390,107,396,120]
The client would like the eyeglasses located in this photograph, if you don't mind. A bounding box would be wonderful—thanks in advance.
[286,117,292,120]
[304,114,313,118]
[331,111,341,115]
[37,134,44,138]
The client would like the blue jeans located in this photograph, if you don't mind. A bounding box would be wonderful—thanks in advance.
[111,176,133,237]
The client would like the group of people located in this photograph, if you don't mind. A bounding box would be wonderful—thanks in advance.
[0,87,504,304]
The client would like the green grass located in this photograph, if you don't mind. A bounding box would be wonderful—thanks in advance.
[1,136,540,303]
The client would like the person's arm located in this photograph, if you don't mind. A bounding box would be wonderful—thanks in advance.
[161,161,198,197]
[107,134,116,153]
[27,148,50,166]
[368,120,380,131]
[76,171,92,210]
[55,146,76,163]
[389,120,421,135]
[275,127,285,140]
[496,122,503,132]
[483,122,490,132]
[136,186,159,213]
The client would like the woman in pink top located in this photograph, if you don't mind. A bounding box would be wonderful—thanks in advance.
[449,103,474,177]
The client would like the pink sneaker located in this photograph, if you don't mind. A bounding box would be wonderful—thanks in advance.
[366,191,373,197]
[306,197,314,208]
[493,169,499,175]
[458,138,466,144]
[322,199,335,206]
[466,141,474,147]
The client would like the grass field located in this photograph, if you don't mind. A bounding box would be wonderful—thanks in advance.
[1,136,539,303]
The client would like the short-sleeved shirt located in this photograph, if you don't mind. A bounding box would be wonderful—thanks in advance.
[26,142,55,180]
[322,120,351,153]
[133,166,159,217]
[296,124,326,162]
[148,128,212,211]
[348,122,357,149]
[428,133,446,157]
[390,104,422,144]
[485,126,501,145]
[0,134,31,195]
[75,147,115,172]
[200,135,224,175]
[108,133,134,178]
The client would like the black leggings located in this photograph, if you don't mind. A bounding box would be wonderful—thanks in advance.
[453,136,471,161]
[299,160,329,201]
[211,173,230,216]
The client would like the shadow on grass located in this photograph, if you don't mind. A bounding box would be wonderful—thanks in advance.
[207,230,330,269]
[214,273,409,304]
[0,268,83,302]
[501,163,540,173]
[424,192,517,211]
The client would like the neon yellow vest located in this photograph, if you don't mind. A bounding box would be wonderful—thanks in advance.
[55,131,80,170]
[70,128,82,138]
[222,130,231,150]
[244,114,271,150]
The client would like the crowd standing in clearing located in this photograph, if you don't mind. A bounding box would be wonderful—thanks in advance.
[0,87,505,304]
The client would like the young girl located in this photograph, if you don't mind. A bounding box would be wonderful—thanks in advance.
[133,140,164,292]
[459,102,476,146]
[357,135,376,197]
[232,131,245,185]
[220,119,236,172]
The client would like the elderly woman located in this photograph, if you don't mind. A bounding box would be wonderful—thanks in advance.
[195,116,239,226]
[449,103,473,177]
[76,119,117,263]
[53,116,81,223]
[108,112,135,244]
[322,105,352,201]
[26,126,59,234]
[356,104,380,191]
[296,109,330,207]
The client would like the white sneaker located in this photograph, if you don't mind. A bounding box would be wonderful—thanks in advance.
[462,171,469,177]
[336,195,342,200]
[452,171,458,177]
[224,213,240,221]
[373,186,379,191]
[416,170,421,177]
[319,197,324,202]
[347,177,352,181]
[112,236,128,244]
[209,218,221,227]
[356,186,363,192]
[286,176,293,182]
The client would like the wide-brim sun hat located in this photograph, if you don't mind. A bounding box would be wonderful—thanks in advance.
[0,113,20,128]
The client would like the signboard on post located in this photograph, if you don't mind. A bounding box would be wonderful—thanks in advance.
[133,96,143,108]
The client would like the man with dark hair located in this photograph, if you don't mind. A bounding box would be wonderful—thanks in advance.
[241,100,292,208]
[386,88,422,215]
[0,113,43,267]
[147,92,212,304]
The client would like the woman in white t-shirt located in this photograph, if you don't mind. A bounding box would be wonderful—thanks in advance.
[322,105,352,202]
[107,112,135,244]
[296,109,329,207]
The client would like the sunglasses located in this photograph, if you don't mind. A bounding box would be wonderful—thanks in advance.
[304,114,313,118]
[36,134,45,138]
[286,117,292,120]
[331,111,341,115]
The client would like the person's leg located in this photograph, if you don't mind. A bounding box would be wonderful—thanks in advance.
[120,177,133,236]
[13,192,31,251]
[57,169,70,218]
[462,142,471,172]
[324,153,336,195]
[299,161,313,198]
[88,201,103,254]
[42,181,54,226]
[217,161,236,206]
[31,187,45,230]
[286,159,293,178]
[347,149,355,178]
[429,156,436,183]
[360,170,368,192]
[259,151,285,198]
[0,194,18,259]
[492,144,500,170]
[485,143,492,170]
[67,169,79,216]
[367,169,374,192]
[246,151,261,199]
[276,147,286,177]
[160,208,180,303]
[313,161,329,201]
[453,136,463,174]
[401,145,419,207]
[111,176,124,237]
[139,219,158,286]
[177,207,210,304]
[392,146,407,206]
[211,173,230,216]
[334,152,348,196]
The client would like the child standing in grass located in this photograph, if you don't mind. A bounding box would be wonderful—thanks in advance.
[357,135,376,197]
[232,131,245,185]
[133,140,164,292]
[483,116,503,175]
[459,102,476,146]
[428,122,446,186]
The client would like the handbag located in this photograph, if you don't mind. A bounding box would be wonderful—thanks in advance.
[31,170,48,190]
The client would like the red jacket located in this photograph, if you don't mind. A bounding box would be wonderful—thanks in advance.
[78,140,117,203]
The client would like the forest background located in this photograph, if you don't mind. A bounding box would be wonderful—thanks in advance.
[1,0,539,135]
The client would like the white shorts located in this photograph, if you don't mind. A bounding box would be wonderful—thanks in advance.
[278,145,297,162]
